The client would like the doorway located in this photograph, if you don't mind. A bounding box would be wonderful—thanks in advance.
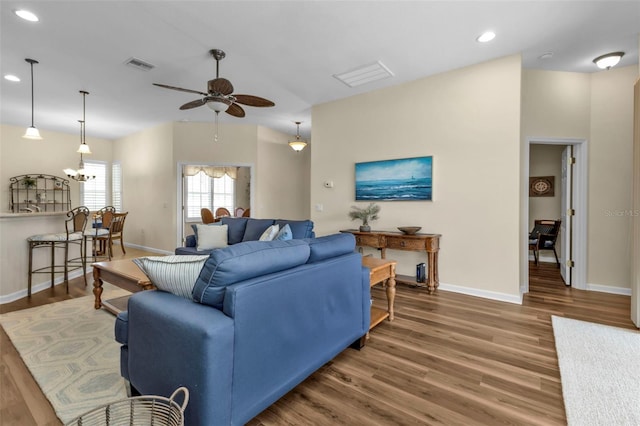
[522,138,588,294]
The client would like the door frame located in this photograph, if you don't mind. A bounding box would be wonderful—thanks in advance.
[521,137,588,294]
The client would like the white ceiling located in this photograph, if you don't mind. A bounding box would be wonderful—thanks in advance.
[1,1,638,141]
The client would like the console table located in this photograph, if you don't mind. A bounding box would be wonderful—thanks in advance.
[341,229,441,293]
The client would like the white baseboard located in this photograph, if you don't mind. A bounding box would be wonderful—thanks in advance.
[124,243,172,255]
[0,268,89,305]
[586,283,632,296]
[438,282,523,305]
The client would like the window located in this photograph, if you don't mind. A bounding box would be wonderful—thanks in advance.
[185,170,235,220]
[112,161,122,211]
[81,160,107,211]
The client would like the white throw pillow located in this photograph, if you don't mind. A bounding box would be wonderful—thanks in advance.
[196,224,228,251]
[133,255,208,299]
[259,224,280,241]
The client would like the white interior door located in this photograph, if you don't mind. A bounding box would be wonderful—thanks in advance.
[560,146,573,285]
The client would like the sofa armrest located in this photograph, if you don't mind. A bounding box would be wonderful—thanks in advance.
[124,291,234,426]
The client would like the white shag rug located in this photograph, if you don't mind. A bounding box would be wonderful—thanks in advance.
[552,315,640,426]
[0,286,130,424]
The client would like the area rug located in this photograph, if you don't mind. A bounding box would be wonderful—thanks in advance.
[0,285,130,424]
[552,315,640,426]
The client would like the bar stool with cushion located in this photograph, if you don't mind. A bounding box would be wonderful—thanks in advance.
[27,206,90,296]
[84,206,115,262]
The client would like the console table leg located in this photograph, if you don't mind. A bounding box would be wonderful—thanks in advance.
[427,251,438,293]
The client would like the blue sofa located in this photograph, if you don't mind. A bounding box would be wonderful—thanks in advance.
[116,233,370,426]
[175,217,314,255]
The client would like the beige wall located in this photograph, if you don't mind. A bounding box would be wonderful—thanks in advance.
[256,126,311,220]
[589,65,638,290]
[521,65,638,292]
[311,55,523,301]
[0,124,113,210]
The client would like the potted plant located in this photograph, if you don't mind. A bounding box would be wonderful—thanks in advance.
[22,177,37,189]
[348,203,380,232]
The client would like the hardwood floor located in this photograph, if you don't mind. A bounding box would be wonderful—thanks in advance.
[1,259,635,425]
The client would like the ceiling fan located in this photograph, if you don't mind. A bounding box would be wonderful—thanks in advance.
[153,49,275,118]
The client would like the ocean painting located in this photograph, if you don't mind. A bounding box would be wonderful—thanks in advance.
[355,156,432,201]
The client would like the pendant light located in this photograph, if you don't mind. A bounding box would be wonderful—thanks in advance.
[64,91,95,182]
[22,58,42,140]
[288,121,308,152]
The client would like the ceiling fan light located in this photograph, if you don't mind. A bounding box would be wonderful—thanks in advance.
[593,52,624,70]
[23,126,42,140]
[207,99,230,113]
[77,143,92,154]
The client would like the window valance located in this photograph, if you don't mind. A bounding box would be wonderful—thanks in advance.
[184,166,238,179]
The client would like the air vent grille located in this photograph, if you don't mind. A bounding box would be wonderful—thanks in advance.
[124,57,155,71]
[333,61,394,88]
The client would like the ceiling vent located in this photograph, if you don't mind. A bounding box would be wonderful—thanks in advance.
[124,57,155,71]
[333,61,394,88]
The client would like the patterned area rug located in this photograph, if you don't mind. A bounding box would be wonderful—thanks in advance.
[552,316,640,426]
[0,285,130,424]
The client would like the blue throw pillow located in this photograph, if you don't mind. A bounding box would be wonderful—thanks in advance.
[274,223,293,241]
[306,233,356,263]
[221,217,249,244]
[192,239,311,309]
[242,219,275,242]
[275,219,314,239]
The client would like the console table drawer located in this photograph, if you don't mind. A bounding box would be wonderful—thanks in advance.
[385,236,425,251]
[355,234,382,248]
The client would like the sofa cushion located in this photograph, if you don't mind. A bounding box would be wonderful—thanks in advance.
[242,219,276,242]
[192,240,311,309]
[274,223,293,241]
[306,233,356,263]
[221,217,249,244]
[175,246,212,255]
[275,219,314,239]
[196,224,228,251]
[133,255,208,299]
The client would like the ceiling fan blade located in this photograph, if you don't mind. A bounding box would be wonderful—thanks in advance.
[208,78,234,95]
[226,103,245,118]
[153,83,207,96]
[233,94,275,108]
[179,98,207,110]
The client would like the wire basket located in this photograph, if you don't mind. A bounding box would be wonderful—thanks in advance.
[65,386,189,426]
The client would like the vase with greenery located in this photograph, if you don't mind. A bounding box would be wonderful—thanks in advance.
[348,202,380,232]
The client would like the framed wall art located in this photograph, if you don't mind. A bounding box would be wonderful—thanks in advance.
[355,156,432,201]
[529,176,555,197]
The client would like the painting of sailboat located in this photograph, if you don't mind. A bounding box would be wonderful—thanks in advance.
[355,156,432,201]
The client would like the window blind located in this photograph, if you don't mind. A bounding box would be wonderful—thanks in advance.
[112,161,122,211]
[81,161,107,211]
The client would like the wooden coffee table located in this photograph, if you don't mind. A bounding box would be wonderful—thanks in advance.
[362,256,396,331]
[92,259,154,314]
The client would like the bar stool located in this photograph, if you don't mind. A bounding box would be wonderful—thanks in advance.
[27,206,89,296]
[83,206,115,262]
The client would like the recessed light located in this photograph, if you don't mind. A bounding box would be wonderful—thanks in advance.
[14,9,39,22]
[476,31,496,43]
[4,74,20,82]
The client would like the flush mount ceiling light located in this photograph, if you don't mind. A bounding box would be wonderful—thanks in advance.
[22,58,42,140]
[476,31,496,43]
[14,9,39,22]
[4,74,20,82]
[288,121,308,152]
[593,52,625,70]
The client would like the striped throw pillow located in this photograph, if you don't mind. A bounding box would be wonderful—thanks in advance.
[133,255,208,299]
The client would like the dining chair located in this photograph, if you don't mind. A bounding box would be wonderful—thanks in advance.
[529,219,561,266]
[95,212,128,260]
[84,206,115,262]
[215,207,231,218]
[201,208,215,224]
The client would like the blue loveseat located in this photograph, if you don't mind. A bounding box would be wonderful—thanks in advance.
[176,217,314,255]
[116,233,370,426]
